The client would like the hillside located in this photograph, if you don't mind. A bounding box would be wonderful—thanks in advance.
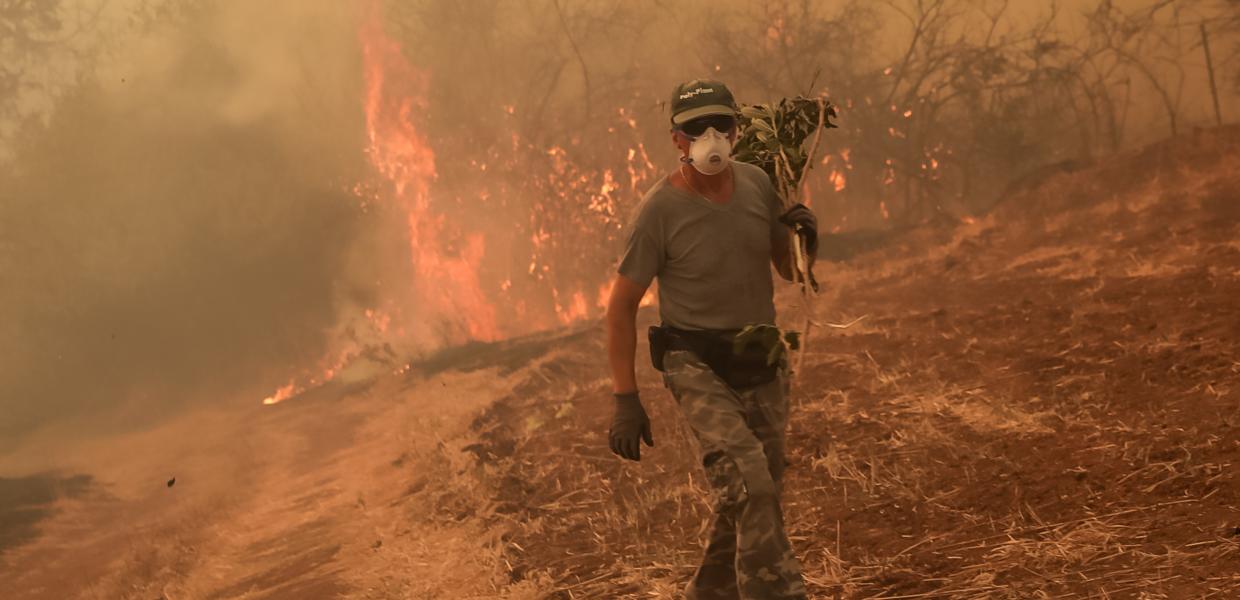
[445,125,1240,598]
[1,126,1238,599]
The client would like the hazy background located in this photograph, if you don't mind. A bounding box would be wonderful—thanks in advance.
[2,0,1237,445]
[1,1,369,443]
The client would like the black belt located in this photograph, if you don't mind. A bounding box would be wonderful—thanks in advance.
[649,325,779,389]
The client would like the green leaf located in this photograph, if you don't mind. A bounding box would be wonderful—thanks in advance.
[732,324,796,366]
[767,343,783,366]
[734,96,838,199]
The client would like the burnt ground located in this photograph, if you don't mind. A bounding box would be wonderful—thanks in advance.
[0,474,94,554]
[426,126,1240,598]
[1,127,1237,599]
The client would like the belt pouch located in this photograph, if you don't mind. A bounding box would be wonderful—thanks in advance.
[648,325,670,372]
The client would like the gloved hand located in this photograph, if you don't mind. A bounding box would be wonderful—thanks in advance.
[778,203,819,253]
[608,392,653,461]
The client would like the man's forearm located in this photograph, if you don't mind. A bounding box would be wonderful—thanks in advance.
[606,307,639,394]
[772,231,796,281]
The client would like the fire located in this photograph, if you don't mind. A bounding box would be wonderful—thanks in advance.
[261,3,501,405]
[259,1,663,405]
[640,285,656,307]
[365,308,391,335]
[594,279,656,311]
[825,148,854,173]
[261,349,354,406]
[597,280,613,310]
[626,143,656,193]
[359,5,498,342]
[828,169,847,192]
[262,381,297,406]
[558,291,591,324]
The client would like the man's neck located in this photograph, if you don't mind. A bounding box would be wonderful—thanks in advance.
[681,163,731,192]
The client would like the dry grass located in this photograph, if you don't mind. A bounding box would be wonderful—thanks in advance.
[10,128,1240,599]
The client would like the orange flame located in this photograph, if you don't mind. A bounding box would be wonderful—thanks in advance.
[359,7,497,343]
[828,169,847,192]
[262,382,297,406]
[261,4,501,405]
[261,349,353,406]
[554,290,591,325]
[260,2,665,405]
[597,281,614,311]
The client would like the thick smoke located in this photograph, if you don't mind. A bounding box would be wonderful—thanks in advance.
[0,2,373,443]
[2,0,1234,447]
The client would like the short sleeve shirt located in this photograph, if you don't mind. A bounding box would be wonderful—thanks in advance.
[617,161,785,330]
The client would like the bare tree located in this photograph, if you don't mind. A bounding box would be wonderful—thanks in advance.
[1214,0,1240,90]
[0,0,179,158]
[1,1,72,151]
[385,0,656,305]
[1082,0,1192,137]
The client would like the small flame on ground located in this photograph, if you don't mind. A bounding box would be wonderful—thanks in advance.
[829,169,847,192]
[263,382,297,406]
[261,348,355,406]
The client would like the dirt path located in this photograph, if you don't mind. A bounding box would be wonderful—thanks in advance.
[0,347,553,599]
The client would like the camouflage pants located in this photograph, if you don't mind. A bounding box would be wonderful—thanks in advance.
[663,350,807,600]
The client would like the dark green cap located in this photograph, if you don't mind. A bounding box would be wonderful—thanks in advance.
[670,79,738,125]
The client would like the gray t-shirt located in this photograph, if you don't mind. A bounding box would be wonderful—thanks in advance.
[617,161,785,331]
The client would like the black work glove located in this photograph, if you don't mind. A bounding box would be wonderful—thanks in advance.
[779,203,821,291]
[608,392,653,461]
[778,203,819,253]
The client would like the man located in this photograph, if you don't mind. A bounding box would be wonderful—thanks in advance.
[605,79,817,600]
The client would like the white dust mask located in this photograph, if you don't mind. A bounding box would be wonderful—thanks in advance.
[687,127,732,176]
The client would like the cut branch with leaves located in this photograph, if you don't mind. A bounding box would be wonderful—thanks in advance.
[733,95,838,382]
[734,96,837,290]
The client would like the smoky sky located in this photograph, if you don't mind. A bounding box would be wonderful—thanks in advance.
[0,2,371,444]
[1,0,1235,448]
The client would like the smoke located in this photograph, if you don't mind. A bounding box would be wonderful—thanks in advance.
[0,1,372,443]
[3,0,1236,446]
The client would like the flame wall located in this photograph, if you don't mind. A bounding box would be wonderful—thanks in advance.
[0,0,658,435]
[3,0,1234,437]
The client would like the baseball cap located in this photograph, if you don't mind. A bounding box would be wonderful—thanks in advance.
[670,79,738,126]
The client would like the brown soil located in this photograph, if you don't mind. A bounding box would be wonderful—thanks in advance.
[1,127,1237,599]
[457,126,1240,598]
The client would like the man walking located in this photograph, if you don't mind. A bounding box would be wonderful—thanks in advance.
[605,79,817,600]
